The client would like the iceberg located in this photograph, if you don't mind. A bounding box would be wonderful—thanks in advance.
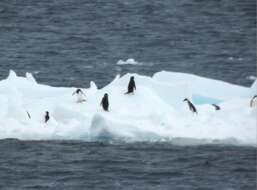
[116,58,141,65]
[0,70,256,145]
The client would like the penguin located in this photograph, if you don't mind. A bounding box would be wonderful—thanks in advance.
[101,93,109,111]
[72,88,86,103]
[45,111,50,123]
[183,98,197,114]
[125,76,136,94]
[250,95,257,108]
[212,104,220,111]
[26,111,31,119]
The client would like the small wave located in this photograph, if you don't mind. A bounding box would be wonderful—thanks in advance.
[228,57,243,61]
[246,75,256,81]
[32,71,40,75]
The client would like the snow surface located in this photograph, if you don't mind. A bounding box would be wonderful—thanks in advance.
[116,58,141,65]
[0,70,256,145]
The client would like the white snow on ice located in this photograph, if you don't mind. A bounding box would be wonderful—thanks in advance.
[116,58,141,65]
[0,70,256,145]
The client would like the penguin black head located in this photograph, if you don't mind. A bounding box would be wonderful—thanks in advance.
[46,111,49,116]
[212,104,220,110]
[76,89,81,93]
[183,98,189,102]
[130,76,134,80]
[104,93,108,98]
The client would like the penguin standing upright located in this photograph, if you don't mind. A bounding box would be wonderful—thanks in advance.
[125,76,136,94]
[101,93,109,111]
[72,89,86,103]
[250,95,257,108]
[183,98,197,114]
[45,111,50,123]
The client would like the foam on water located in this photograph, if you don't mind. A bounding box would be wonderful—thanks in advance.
[0,70,256,145]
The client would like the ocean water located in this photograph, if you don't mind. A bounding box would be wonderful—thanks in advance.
[0,0,256,189]
[0,140,256,190]
[0,0,256,87]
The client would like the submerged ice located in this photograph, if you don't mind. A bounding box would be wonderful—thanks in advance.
[0,70,256,145]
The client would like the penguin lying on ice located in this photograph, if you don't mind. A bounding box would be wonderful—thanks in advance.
[212,104,220,111]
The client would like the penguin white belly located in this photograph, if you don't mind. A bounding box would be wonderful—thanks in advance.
[251,98,257,108]
[76,93,85,103]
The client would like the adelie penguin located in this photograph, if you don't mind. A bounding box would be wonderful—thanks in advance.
[101,93,109,111]
[212,104,220,111]
[250,95,257,108]
[125,76,136,94]
[72,88,86,103]
[26,111,31,119]
[44,111,50,123]
[183,98,197,114]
